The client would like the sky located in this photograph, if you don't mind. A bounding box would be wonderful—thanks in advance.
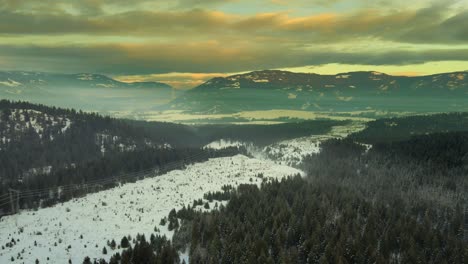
[0,0,467,88]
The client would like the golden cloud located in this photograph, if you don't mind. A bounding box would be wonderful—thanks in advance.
[0,3,465,45]
[116,72,232,89]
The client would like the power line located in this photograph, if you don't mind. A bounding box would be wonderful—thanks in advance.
[0,149,216,216]
[16,150,209,198]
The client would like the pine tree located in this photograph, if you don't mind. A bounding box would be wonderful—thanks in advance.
[82,257,91,264]
[110,239,116,250]
[121,236,130,248]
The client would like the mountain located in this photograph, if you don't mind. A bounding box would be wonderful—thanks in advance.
[0,100,199,183]
[0,71,176,113]
[0,71,171,90]
[171,70,468,114]
[0,100,245,216]
[195,70,468,92]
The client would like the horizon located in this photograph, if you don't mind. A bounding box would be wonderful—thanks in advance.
[1,1,468,262]
[2,68,468,90]
[1,0,468,88]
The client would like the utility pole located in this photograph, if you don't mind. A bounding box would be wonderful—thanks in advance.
[9,188,20,227]
[8,188,20,214]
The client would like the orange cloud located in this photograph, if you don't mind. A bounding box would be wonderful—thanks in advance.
[115,72,233,89]
[389,71,426,76]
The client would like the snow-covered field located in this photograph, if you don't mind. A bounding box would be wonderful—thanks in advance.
[203,139,246,150]
[264,122,367,165]
[204,122,368,166]
[0,155,303,263]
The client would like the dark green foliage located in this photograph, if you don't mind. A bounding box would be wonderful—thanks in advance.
[351,112,468,143]
[0,99,338,214]
[0,100,244,214]
[168,209,180,231]
[203,185,233,202]
[104,234,179,264]
[120,236,130,249]
[185,176,467,263]
[196,120,348,146]
[372,131,468,171]
[177,133,468,263]
[109,239,116,250]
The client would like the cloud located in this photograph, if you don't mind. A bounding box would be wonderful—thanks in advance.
[116,72,232,89]
[0,2,466,45]
[175,0,239,8]
[1,42,468,76]
[0,9,233,36]
[0,0,467,78]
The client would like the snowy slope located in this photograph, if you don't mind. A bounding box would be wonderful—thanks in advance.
[203,139,246,150]
[0,109,72,140]
[204,122,368,166]
[0,155,303,263]
[265,122,367,165]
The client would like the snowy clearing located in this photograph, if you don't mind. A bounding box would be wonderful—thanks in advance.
[264,122,367,165]
[0,155,303,263]
[203,122,368,166]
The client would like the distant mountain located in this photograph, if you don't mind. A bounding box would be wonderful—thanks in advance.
[0,71,176,113]
[195,70,468,92]
[171,70,468,114]
[0,71,172,90]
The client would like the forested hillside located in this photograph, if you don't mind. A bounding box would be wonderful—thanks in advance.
[0,100,344,216]
[0,100,343,187]
[0,100,243,214]
[106,132,468,264]
[0,100,197,187]
[195,120,348,146]
[350,112,468,143]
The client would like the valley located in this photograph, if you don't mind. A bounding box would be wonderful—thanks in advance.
[3,1,468,262]
[0,155,303,263]
[2,70,468,124]
[1,100,467,263]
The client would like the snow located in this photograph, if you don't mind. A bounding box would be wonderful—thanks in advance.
[337,96,353,102]
[263,122,368,165]
[0,109,72,142]
[252,79,269,83]
[96,84,115,88]
[24,166,53,177]
[61,120,72,133]
[264,136,321,165]
[0,79,22,87]
[202,123,368,167]
[0,155,303,264]
[203,139,245,150]
[336,74,350,79]
[77,74,94,81]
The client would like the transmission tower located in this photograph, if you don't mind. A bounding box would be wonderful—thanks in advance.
[9,188,20,226]
[8,188,20,214]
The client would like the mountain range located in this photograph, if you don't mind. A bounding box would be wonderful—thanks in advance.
[0,71,176,113]
[171,70,468,114]
[0,71,171,90]
[1,70,468,116]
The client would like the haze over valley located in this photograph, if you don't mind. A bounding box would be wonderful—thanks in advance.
[1,0,468,263]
